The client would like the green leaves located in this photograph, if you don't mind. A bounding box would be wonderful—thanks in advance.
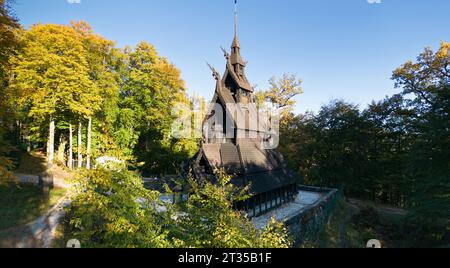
[69,169,171,248]
[119,41,197,174]
[278,43,449,246]
[175,171,291,248]
[67,169,291,248]
[392,43,450,231]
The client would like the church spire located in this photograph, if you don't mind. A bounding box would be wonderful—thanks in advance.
[231,0,244,66]
[224,0,252,92]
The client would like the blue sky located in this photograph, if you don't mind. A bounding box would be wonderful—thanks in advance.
[12,0,450,114]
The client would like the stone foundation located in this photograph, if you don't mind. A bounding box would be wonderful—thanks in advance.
[253,185,340,246]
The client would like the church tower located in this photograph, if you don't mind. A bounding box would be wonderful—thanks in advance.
[192,1,298,217]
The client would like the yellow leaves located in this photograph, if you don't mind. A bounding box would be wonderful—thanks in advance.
[129,41,185,95]
[70,20,93,36]
[258,217,291,248]
[9,22,110,122]
[106,217,138,235]
[154,58,186,91]
[25,24,86,61]
[68,169,292,248]
[392,60,420,81]
[212,215,253,248]
[180,170,292,248]
[436,41,450,59]
[258,73,303,121]
[393,41,449,95]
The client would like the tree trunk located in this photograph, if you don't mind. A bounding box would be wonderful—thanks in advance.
[86,116,92,170]
[47,119,55,168]
[57,135,67,165]
[68,124,73,170]
[78,120,83,169]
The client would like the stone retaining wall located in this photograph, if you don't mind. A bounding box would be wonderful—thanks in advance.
[14,173,54,188]
[285,185,341,247]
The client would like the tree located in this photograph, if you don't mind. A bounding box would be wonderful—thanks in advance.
[0,0,20,80]
[278,113,317,180]
[276,43,449,246]
[7,21,196,175]
[68,169,172,248]
[362,95,415,206]
[0,0,20,183]
[71,21,119,168]
[393,42,450,243]
[174,170,291,248]
[67,168,291,248]
[77,120,83,168]
[278,98,411,204]
[10,24,100,167]
[86,116,92,169]
[121,42,197,175]
[67,123,73,169]
[257,73,303,123]
[393,42,450,109]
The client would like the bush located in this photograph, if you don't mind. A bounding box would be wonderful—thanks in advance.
[173,170,292,248]
[68,169,172,248]
[66,169,292,248]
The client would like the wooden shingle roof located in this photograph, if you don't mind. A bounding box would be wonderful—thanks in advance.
[238,140,275,173]
[203,144,222,169]
[220,143,242,172]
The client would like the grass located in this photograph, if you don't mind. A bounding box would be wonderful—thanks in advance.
[0,184,66,231]
[312,199,360,248]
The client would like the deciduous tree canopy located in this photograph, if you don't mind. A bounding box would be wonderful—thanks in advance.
[276,43,450,246]
[4,19,197,174]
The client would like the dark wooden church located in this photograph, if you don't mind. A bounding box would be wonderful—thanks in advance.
[192,6,298,217]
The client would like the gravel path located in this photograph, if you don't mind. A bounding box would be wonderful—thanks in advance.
[0,196,70,248]
[1,166,73,248]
